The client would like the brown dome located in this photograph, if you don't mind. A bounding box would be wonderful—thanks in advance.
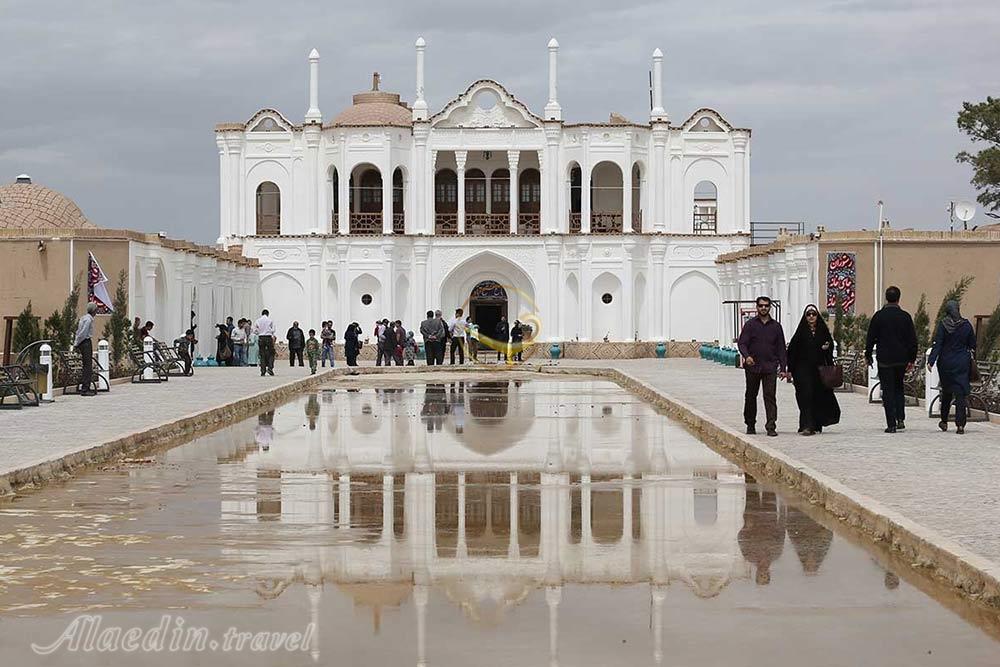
[330,90,412,128]
[0,176,94,230]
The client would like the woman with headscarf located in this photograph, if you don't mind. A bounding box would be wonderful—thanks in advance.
[344,322,361,367]
[929,300,977,434]
[215,323,233,366]
[786,305,840,435]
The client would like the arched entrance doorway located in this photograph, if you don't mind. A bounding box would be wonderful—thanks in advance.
[469,280,507,342]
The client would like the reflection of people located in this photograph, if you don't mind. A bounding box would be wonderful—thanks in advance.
[449,382,466,434]
[786,305,840,435]
[255,410,275,451]
[928,300,977,434]
[420,384,449,432]
[738,477,786,585]
[786,506,832,574]
[305,394,320,430]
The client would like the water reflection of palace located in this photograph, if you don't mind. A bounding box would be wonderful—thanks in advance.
[183,379,834,664]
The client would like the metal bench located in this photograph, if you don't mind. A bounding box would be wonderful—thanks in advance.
[127,343,168,383]
[0,364,39,409]
[55,349,111,394]
[154,340,192,377]
[868,355,923,406]
[928,359,996,423]
[833,350,862,393]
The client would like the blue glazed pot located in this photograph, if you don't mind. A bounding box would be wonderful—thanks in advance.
[655,342,667,358]
[550,343,561,359]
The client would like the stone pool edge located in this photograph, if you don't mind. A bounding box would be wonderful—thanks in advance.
[535,364,1000,610]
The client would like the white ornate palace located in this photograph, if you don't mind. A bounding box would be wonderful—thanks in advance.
[215,38,752,342]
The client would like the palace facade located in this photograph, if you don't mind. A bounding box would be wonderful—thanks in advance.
[215,39,752,343]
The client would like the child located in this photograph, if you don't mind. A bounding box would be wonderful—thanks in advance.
[404,331,418,366]
[305,329,320,374]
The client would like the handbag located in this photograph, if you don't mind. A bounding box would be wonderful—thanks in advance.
[818,364,843,389]
[970,354,981,383]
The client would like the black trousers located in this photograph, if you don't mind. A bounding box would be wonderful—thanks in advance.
[450,338,464,364]
[76,338,93,393]
[940,389,968,427]
[179,349,192,375]
[435,339,446,365]
[258,336,275,374]
[497,340,509,361]
[878,365,907,428]
[425,341,438,366]
[744,370,778,431]
[376,345,391,366]
[289,348,304,366]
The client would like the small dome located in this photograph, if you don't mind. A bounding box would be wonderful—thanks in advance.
[0,177,94,230]
[329,81,412,128]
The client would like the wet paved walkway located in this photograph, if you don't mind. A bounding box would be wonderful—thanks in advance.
[0,365,325,486]
[554,358,1000,569]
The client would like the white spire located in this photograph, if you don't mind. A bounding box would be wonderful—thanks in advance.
[650,48,667,122]
[413,36,428,121]
[305,48,322,123]
[544,37,562,121]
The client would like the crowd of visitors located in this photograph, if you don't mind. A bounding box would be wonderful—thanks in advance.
[738,285,977,437]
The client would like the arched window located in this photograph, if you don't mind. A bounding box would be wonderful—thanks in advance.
[359,169,382,212]
[569,164,582,233]
[519,168,541,213]
[435,169,458,212]
[255,182,280,235]
[465,168,486,214]
[392,168,404,234]
[631,163,642,232]
[693,180,718,234]
[491,168,510,213]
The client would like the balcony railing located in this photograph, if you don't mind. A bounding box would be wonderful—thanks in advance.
[435,213,458,235]
[392,213,405,234]
[466,213,510,235]
[693,212,717,235]
[518,213,540,235]
[590,212,624,234]
[350,212,382,234]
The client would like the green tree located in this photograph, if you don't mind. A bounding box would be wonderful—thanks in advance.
[956,96,1000,213]
[934,276,974,333]
[12,301,42,360]
[913,293,930,353]
[102,270,130,365]
[980,302,1000,361]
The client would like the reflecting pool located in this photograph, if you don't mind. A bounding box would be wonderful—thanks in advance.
[1,375,998,665]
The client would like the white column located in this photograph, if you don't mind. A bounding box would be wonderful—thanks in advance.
[305,49,322,123]
[428,150,438,234]
[382,160,393,235]
[651,243,667,339]
[414,584,429,667]
[508,473,520,558]
[457,472,468,559]
[337,160,349,235]
[508,150,520,234]
[216,136,229,244]
[545,241,561,342]
[651,129,667,232]
[412,37,428,121]
[669,150,682,233]
[546,586,562,666]
[581,153,591,234]
[622,157,633,234]
[305,127,321,234]
[544,38,562,121]
[733,134,749,234]
[455,150,467,235]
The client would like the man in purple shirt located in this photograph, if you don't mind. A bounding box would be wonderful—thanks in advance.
[737,296,789,436]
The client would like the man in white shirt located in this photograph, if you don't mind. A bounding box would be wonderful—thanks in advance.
[252,309,276,376]
[448,308,466,365]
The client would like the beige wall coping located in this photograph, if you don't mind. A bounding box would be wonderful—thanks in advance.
[0,227,258,268]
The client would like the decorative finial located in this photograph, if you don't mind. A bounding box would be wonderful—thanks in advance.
[309,48,320,60]
[548,37,559,49]
[372,72,381,91]
[415,36,426,47]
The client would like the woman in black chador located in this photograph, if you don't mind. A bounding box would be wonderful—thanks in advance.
[786,304,841,435]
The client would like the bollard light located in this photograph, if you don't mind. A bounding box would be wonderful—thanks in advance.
[40,343,54,402]
[143,336,155,382]
[97,339,110,391]
[868,347,881,403]
[925,348,939,418]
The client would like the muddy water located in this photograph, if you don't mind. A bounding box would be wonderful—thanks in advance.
[1,375,998,666]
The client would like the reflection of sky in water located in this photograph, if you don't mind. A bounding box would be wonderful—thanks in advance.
[0,377,997,666]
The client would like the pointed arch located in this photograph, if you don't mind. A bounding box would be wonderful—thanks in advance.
[260,271,305,333]
[592,271,623,341]
[669,270,720,342]
[438,251,536,328]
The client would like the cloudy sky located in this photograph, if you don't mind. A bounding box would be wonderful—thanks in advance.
[1,0,998,243]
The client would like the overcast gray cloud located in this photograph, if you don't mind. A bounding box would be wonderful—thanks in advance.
[1,0,998,242]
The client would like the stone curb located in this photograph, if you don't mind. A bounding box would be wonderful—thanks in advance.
[534,364,1000,609]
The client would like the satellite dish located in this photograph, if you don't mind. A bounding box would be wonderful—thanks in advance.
[954,201,976,222]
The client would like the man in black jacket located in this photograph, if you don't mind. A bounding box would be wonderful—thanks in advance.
[286,321,306,367]
[865,286,918,433]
